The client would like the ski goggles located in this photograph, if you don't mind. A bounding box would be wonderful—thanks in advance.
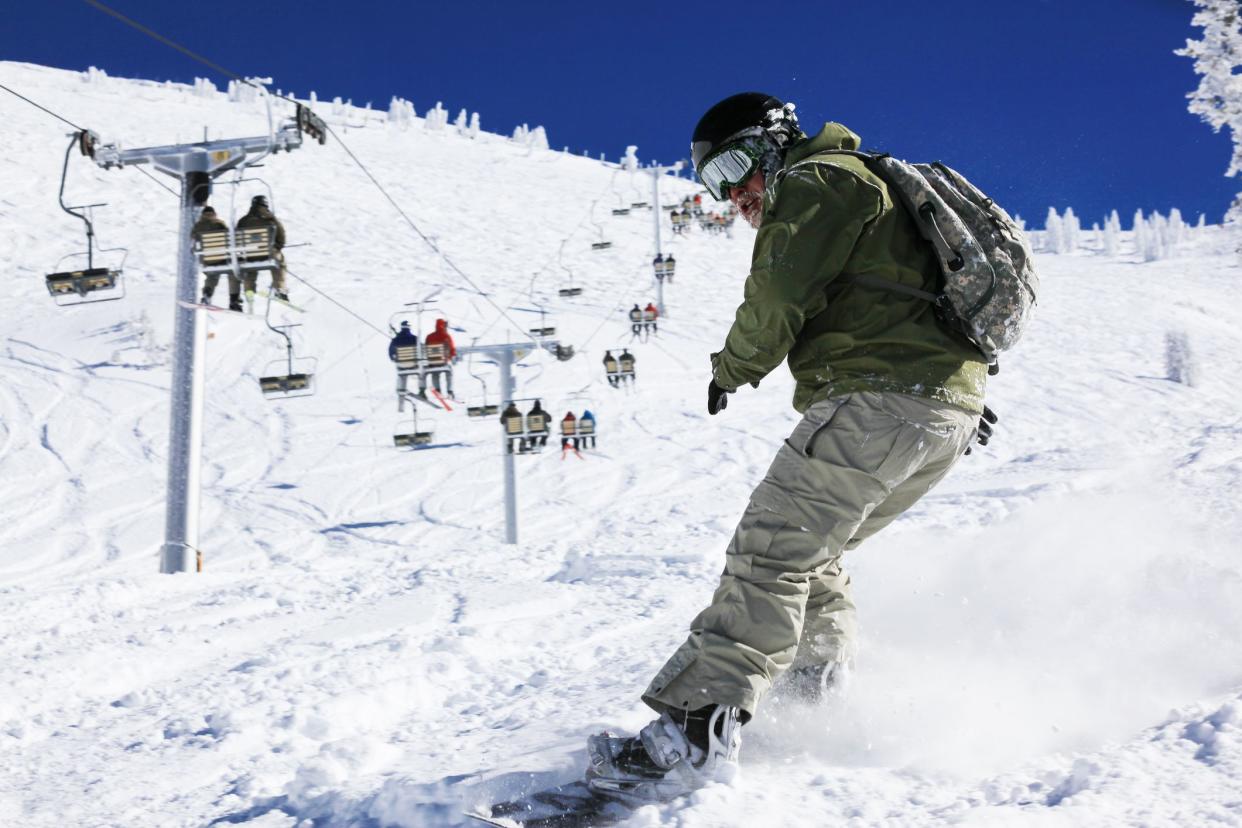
[697,133,768,201]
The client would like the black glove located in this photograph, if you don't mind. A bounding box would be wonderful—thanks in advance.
[965,405,998,455]
[707,380,731,415]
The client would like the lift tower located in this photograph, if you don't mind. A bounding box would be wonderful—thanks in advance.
[648,162,683,318]
[83,105,326,573]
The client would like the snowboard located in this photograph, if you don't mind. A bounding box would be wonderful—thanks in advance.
[466,779,634,827]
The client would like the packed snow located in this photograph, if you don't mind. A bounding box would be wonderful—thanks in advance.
[1,62,1241,827]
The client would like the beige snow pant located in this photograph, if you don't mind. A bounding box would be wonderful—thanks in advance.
[643,391,978,718]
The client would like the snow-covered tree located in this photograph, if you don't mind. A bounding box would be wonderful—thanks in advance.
[623,145,640,171]
[387,96,415,128]
[424,101,449,131]
[193,77,217,98]
[1013,214,1026,232]
[1044,207,1065,253]
[1102,210,1122,257]
[468,112,481,140]
[1177,0,1242,220]
[454,108,468,136]
[1063,207,1082,252]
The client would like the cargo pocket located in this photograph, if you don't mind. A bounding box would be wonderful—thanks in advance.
[789,395,850,458]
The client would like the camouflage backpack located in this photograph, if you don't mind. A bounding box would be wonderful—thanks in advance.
[830,151,1038,371]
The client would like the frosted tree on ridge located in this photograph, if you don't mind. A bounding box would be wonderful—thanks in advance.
[1177,0,1242,220]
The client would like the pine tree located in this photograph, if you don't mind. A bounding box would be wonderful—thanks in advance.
[1177,0,1242,220]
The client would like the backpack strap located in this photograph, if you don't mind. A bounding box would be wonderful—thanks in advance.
[841,272,938,303]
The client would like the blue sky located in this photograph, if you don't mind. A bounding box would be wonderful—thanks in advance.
[3,0,1233,226]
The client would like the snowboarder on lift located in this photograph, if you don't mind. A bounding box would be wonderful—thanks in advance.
[582,92,996,807]
[526,399,549,448]
[653,253,665,282]
[236,195,290,303]
[665,254,675,284]
[192,206,243,312]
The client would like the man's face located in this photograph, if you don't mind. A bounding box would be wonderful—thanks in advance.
[728,171,766,229]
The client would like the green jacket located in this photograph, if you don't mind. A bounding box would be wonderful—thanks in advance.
[712,123,987,415]
[237,207,286,250]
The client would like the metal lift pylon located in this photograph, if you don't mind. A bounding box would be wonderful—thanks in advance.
[648,162,683,319]
[84,103,326,574]
[458,337,565,546]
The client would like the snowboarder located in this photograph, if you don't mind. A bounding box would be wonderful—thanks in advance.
[665,254,676,283]
[236,195,290,302]
[584,92,994,805]
[192,206,242,311]
[420,318,457,399]
[653,253,665,282]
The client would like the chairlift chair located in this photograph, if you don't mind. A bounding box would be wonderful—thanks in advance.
[611,207,630,216]
[630,201,650,209]
[557,286,583,297]
[529,325,557,338]
[259,320,316,399]
[393,407,436,448]
[591,241,612,250]
[45,132,127,307]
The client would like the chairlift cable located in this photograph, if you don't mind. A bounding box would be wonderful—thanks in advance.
[0,82,85,130]
[283,266,388,336]
[1,80,179,198]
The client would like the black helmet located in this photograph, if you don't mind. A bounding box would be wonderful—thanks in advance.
[690,92,803,198]
[251,195,269,207]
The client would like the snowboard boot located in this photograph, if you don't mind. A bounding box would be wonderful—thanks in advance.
[274,290,290,302]
[774,659,854,705]
[201,291,213,306]
[586,705,741,805]
[228,294,244,313]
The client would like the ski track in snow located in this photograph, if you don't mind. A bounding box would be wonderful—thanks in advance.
[1,62,1241,827]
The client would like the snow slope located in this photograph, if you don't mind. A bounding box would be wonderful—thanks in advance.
[1,62,1240,828]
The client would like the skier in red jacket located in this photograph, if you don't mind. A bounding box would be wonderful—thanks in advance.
[421,318,458,399]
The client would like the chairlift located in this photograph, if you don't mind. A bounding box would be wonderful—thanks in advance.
[630,201,650,210]
[611,207,630,216]
[602,348,636,387]
[388,295,455,409]
[558,393,599,456]
[557,260,583,297]
[45,131,127,307]
[501,398,550,455]
[259,307,316,399]
[393,407,436,448]
[558,286,583,297]
[591,241,612,250]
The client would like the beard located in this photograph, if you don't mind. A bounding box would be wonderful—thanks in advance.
[735,190,764,229]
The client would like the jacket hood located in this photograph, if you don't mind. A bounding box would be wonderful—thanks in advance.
[434,318,448,333]
[784,122,862,168]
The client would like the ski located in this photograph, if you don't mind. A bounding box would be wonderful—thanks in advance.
[252,290,306,312]
[429,387,454,411]
[177,299,257,318]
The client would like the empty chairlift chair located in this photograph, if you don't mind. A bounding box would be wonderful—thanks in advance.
[259,322,316,399]
[393,408,435,448]
[45,131,127,306]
